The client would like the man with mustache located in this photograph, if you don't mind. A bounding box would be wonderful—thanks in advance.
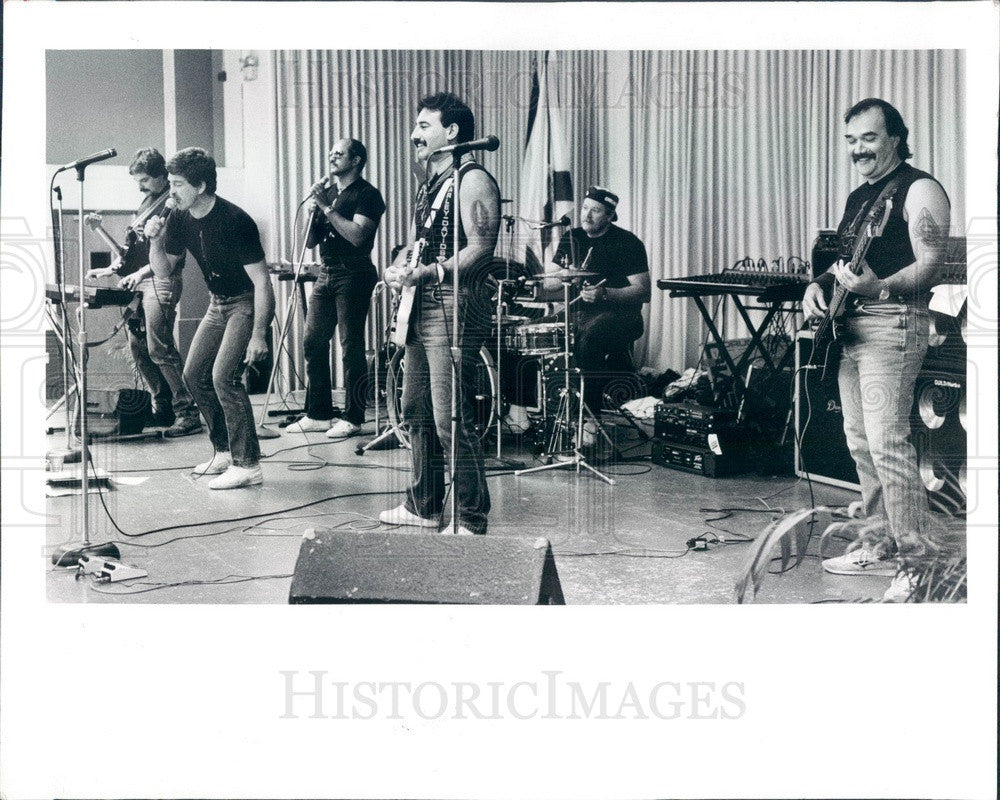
[85,148,202,437]
[802,98,951,601]
[379,92,501,535]
[285,138,386,439]
[145,147,275,489]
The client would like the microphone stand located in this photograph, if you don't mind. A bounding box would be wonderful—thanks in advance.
[46,185,81,463]
[256,202,319,438]
[449,151,463,533]
[51,164,122,567]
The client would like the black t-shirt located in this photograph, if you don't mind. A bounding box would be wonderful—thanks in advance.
[165,195,266,296]
[119,189,185,277]
[553,224,649,324]
[837,162,947,280]
[308,178,386,269]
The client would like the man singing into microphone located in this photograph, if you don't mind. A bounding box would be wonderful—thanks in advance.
[285,138,386,438]
[85,148,202,437]
[379,92,501,535]
[542,186,650,446]
[145,147,275,489]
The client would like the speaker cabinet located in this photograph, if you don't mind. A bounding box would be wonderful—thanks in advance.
[75,388,151,438]
[794,332,860,490]
[795,330,967,513]
[911,369,966,515]
[290,529,566,604]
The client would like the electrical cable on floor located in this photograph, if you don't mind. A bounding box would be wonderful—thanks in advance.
[89,572,296,596]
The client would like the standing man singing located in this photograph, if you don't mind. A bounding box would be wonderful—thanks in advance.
[380,92,501,536]
[85,148,202,437]
[802,99,950,601]
[285,138,386,438]
[145,147,275,490]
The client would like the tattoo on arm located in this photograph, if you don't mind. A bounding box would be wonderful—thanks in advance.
[471,200,492,237]
[915,207,943,248]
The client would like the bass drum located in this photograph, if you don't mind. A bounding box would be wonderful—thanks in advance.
[386,345,501,447]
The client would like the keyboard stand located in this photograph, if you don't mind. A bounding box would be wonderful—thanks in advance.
[665,289,799,401]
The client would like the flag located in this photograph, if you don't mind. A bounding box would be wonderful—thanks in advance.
[519,52,574,272]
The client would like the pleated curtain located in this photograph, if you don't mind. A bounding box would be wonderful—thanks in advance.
[273,49,964,383]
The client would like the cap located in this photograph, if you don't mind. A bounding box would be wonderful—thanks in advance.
[585,186,619,220]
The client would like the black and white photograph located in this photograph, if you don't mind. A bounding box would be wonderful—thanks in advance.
[1,2,997,799]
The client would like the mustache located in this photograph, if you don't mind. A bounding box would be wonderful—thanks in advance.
[852,153,875,163]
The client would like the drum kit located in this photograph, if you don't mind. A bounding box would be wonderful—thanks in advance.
[370,265,615,482]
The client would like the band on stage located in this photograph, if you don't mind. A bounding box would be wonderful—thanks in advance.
[63,92,951,596]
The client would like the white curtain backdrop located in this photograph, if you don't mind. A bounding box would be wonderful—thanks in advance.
[272,49,965,382]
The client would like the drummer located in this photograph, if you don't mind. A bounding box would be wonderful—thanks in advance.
[541,186,650,444]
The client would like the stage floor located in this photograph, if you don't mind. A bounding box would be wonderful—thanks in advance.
[44,397,915,604]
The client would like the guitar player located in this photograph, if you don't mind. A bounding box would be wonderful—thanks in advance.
[379,92,501,536]
[85,147,202,437]
[801,98,951,601]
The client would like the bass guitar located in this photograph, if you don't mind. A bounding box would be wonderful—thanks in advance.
[810,192,895,377]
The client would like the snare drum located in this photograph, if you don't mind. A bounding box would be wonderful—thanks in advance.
[506,322,569,356]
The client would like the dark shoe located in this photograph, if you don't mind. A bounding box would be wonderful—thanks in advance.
[150,408,176,428]
[163,416,203,438]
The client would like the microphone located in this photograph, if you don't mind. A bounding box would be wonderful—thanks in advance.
[433,135,500,156]
[537,215,571,230]
[304,176,330,202]
[57,148,117,172]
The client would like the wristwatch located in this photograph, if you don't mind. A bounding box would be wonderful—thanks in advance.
[877,281,891,301]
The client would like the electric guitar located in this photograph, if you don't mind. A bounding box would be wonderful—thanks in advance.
[810,192,895,376]
[388,238,426,347]
[84,193,169,275]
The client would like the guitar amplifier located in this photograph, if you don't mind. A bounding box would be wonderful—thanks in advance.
[794,330,860,490]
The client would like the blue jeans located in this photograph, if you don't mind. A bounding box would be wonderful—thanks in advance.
[838,301,934,556]
[400,288,490,534]
[302,265,376,425]
[127,275,197,420]
[184,292,260,467]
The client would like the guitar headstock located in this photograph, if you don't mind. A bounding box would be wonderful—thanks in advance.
[84,212,103,230]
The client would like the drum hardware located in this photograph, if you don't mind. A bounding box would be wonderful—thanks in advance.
[514,274,615,485]
[384,345,500,450]
[356,283,406,455]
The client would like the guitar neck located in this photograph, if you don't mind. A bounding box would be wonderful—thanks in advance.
[91,224,125,258]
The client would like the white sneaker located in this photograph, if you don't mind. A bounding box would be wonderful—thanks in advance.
[822,545,896,577]
[208,464,263,490]
[285,416,331,434]
[440,522,476,536]
[378,503,439,528]
[883,571,918,602]
[193,452,232,475]
[326,419,362,438]
[579,421,597,448]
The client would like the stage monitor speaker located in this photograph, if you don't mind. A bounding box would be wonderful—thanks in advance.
[289,529,566,605]
[794,331,860,490]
